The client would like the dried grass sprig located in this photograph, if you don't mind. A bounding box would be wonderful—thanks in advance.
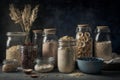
[9,4,39,43]
[30,5,39,27]
[22,4,31,32]
[9,4,25,32]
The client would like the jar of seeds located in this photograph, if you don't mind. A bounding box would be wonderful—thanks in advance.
[95,26,112,61]
[76,24,93,58]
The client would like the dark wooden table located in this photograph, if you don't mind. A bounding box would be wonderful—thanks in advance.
[0,66,120,80]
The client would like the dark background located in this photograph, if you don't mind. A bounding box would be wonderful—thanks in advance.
[0,0,120,63]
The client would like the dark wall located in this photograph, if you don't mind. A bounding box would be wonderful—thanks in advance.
[0,0,120,63]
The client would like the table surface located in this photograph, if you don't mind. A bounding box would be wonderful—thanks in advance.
[0,66,120,80]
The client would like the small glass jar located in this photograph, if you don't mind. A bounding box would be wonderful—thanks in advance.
[42,28,58,66]
[95,26,112,61]
[6,32,27,66]
[33,30,43,58]
[58,40,76,73]
[34,57,55,72]
[76,24,93,58]
[2,59,19,72]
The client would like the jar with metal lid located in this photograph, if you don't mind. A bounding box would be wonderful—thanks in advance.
[6,32,27,66]
[2,59,19,72]
[42,28,58,66]
[95,26,112,61]
[33,30,43,58]
[76,24,93,58]
[58,36,76,73]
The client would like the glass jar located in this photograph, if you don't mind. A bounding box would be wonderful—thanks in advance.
[2,59,19,72]
[58,40,76,73]
[95,26,112,61]
[20,45,37,69]
[33,30,43,58]
[42,28,58,66]
[76,24,93,58]
[34,57,55,72]
[6,32,27,66]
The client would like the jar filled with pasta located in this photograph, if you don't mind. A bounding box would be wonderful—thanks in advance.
[95,26,112,61]
[6,32,27,66]
[76,24,93,58]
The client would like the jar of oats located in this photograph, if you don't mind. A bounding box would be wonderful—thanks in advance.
[42,28,58,66]
[6,32,27,66]
[76,24,93,58]
[58,36,76,73]
[95,26,112,61]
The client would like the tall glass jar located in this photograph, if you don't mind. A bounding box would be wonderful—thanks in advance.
[6,32,27,66]
[42,28,58,66]
[76,24,93,58]
[33,30,43,58]
[95,26,112,61]
[58,40,76,73]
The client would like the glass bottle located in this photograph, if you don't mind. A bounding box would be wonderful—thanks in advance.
[42,28,58,66]
[33,30,43,58]
[6,32,27,66]
[58,40,76,73]
[76,24,93,58]
[95,26,112,61]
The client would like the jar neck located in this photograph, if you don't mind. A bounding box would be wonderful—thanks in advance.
[34,33,43,39]
[6,32,27,37]
[95,32,111,42]
[58,41,76,47]
[76,26,91,33]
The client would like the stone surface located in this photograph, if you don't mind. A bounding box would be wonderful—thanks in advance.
[0,66,120,80]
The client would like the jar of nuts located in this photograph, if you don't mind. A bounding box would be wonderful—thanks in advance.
[76,24,93,58]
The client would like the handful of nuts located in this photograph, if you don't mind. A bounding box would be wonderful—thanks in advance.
[76,32,92,58]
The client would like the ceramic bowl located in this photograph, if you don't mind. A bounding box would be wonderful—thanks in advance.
[77,57,103,74]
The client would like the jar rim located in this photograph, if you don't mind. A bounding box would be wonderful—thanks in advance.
[3,59,18,64]
[6,32,28,36]
[44,28,56,34]
[77,24,89,27]
[35,57,55,64]
[96,26,110,32]
[58,40,76,42]
[33,30,43,33]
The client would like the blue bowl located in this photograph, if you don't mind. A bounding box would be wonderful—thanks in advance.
[77,57,103,74]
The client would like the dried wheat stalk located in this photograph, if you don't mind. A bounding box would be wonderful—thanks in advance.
[9,4,39,33]
[9,4,39,43]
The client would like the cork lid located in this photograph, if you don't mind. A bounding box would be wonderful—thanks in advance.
[6,32,27,36]
[44,28,56,34]
[97,26,110,32]
[33,30,43,33]
[77,24,89,27]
